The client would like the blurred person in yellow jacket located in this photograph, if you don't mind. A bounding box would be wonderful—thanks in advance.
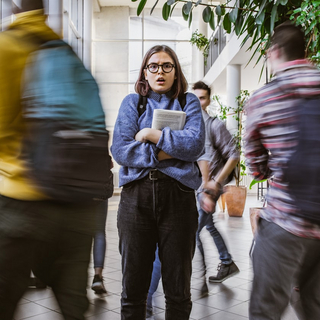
[0,1,97,319]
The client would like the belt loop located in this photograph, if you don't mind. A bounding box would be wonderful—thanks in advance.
[149,169,158,180]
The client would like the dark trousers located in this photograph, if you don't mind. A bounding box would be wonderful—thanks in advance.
[0,196,96,320]
[118,177,198,320]
[250,218,320,320]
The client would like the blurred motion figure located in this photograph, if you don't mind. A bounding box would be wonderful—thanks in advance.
[245,22,320,320]
[0,1,104,319]
[193,81,240,286]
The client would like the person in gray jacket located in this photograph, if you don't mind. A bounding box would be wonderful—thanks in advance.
[193,81,240,288]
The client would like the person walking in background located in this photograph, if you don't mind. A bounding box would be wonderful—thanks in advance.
[193,81,240,288]
[245,22,320,319]
[91,200,108,294]
[111,45,205,319]
[0,1,106,319]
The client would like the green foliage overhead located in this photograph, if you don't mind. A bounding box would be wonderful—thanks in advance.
[223,13,232,34]
[137,0,147,16]
[291,0,320,64]
[162,2,170,20]
[131,0,320,66]
[202,6,212,23]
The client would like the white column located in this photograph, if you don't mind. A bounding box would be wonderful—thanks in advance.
[1,0,12,31]
[47,0,63,36]
[83,0,92,71]
[226,64,241,134]
[191,0,207,82]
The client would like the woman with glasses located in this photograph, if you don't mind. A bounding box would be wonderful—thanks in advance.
[111,45,205,319]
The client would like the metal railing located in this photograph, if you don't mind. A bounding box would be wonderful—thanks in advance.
[204,23,227,74]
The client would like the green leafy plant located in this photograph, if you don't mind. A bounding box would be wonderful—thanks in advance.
[249,178,268,190]
[212,90,250,187]
[190,29,210,65]
[290,0,320,64]
[212,94,229,121]
[131,0,320,69]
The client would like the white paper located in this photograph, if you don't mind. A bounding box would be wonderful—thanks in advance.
[151,109,186,130]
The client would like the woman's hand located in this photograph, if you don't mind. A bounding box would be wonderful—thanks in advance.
[135,129,174,161]
[135,128,162,144]
[135,128,151,143]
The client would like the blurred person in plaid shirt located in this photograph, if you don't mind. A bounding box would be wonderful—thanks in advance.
[245,22,320,320]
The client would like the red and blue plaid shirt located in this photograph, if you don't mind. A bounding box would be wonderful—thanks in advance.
[245,60,320,239]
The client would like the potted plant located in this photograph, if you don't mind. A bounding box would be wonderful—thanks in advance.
[212,90,250,217]
[190,29,210,66]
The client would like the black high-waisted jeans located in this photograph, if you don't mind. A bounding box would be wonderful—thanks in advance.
[118,175,198,320]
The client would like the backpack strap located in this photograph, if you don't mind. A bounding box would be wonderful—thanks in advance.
[39,39,69,49]
[137,93,187,117]
[179,93,187,110]
[138,95,148,117]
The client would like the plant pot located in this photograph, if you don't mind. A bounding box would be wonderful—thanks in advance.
[224,185,247,217]
[217,193,226,212]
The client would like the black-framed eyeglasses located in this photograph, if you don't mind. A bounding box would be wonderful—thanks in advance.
[146,63,175,74]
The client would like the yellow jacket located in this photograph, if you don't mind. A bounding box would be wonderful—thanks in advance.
[0,10,60,200]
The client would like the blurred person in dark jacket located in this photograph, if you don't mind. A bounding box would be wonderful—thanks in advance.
[0,1,97,319]
[245,22,320,320]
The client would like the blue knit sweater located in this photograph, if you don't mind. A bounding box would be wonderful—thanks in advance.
[111,90,205,190]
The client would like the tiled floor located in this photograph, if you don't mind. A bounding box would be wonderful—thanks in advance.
[14,194,301,320]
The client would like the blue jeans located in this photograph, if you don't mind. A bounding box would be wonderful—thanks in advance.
[196,194,232,265]
[147,246,161,309]
[117,176,198,320]
[250,219,320,320]
[93,200,108,269]
[0,195,96,320]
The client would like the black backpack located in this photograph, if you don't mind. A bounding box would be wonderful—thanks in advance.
[22,40,113,203]
[283,98,320,224]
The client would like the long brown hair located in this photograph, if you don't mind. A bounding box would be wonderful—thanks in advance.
[135,45,188,100]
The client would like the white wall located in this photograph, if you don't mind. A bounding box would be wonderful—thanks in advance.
[93,6,130,133]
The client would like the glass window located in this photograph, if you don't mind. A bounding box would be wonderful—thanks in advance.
[129,41,143,83]
[63,0,83,60]
[143,8,191,41]
[129,12,142,40]
[93,41,129,84]
[0,0,12,31]
[98,83,129,128]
